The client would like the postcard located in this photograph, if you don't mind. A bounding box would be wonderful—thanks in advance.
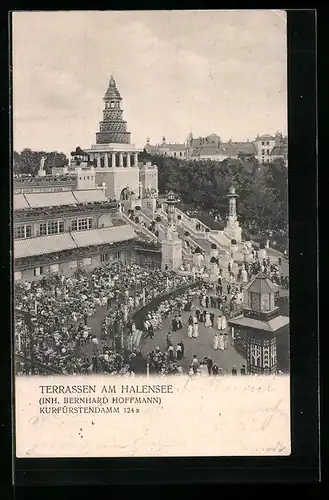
[12,10,290,458]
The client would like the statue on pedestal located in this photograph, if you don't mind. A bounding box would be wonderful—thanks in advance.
[39,156,46,170]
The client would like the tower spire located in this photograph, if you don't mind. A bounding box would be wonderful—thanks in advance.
[96,76,131,144]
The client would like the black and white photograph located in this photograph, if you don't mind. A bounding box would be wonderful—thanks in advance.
[12,10,294,459]
[13,10,289,379]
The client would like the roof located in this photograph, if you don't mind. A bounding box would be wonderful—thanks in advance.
[15,189,107,209]
[192,141,257,158]
[228,314,289,332]
[15,233,76,259]
[24,191,77,208]
[14,194,30,210]
[270,145,288,156]
[168,144,186,151]
[14,225,137,259]
[256,134,275,141]
[70,225,136,248]
[221,142,257,155]
[245,273,279,294]
[72,189,107,203]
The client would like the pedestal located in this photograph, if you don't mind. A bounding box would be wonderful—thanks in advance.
[161,238,183,271]
[224,218,242,243]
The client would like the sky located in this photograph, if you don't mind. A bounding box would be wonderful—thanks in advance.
[12,10,287,157]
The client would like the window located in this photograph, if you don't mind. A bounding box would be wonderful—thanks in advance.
[101,253,109,263]
[261,141,265,145]
[266,141,270,145]
[71,219,78,231]
[174,152,177,157]
[14,271,22,281]
[77,218,93,231]
[110,102,115,108]
[14,225,32,239]
[180,152,183,156]
[261,149,265,155]
[39,223,47,236]
[113,251,121,260]
[82,257,92,266]
[68,260,77,269]
[59,221,65,233]
[33,267,43,277]
[48,221,58,234]
[49,263,59,273]
[267,149,270,155]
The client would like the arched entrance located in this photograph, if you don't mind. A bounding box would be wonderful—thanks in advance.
[120,187,130,201]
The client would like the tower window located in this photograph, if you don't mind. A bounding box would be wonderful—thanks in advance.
[110,102,115,108]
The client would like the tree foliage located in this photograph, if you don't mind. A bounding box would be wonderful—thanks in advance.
[13,149,69,176]
[139,151,288,233]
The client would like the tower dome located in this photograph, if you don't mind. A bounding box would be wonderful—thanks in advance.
[96,75,131,145]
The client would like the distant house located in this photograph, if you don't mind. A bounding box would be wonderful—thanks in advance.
[144,137,187,158]
[144,132,287,166]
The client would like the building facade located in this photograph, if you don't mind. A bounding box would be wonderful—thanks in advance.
[144,132,288,166]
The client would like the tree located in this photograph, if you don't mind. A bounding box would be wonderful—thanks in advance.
[139,151,288,235]
[13,150,69,176]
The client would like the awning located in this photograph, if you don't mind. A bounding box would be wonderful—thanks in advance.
[24,191,77,208]
[72,189,107,203]
[14,233,77,259]
[14,194,30,210]
[71,225,136,248]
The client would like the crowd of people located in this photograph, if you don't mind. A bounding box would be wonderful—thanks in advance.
[15,235,288,377]
[15,262,194,376]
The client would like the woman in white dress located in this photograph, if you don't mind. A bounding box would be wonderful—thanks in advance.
[221,315,227,330]
[205,311,212,328]
[199,362,209,376]
[192,322,199,338]
[187,323,193,339]
[201,295,206,308]
[219,333,225,351]
[223,332,229,350]
[217,315,222,331]
[213,332,219,350]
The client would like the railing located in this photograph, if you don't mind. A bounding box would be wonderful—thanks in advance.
[120,212,157,241]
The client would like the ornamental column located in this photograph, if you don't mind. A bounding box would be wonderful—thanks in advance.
[96,154,101,169]
[104,153,108,168]
[134,152,138,167]
[112,153,116,168]
[126,153,131,167]
[119,153,123,167]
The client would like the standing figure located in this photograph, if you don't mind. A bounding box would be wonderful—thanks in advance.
[217,315,222,331]
[221,314,227,330]
[192,321,199,338]
[212,332,219,350]
[187,323,193,339]
[219,333,225,351]
[205,311,212,328]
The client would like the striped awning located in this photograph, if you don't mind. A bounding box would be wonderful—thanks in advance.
[14,194,30,210]
[14,233,77,259]
[71,225,136,248]
[14,225,137,259]
[24,191,77,208]
[72,189,107,203]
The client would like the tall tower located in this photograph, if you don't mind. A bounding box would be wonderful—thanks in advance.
[96,76,131,145]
